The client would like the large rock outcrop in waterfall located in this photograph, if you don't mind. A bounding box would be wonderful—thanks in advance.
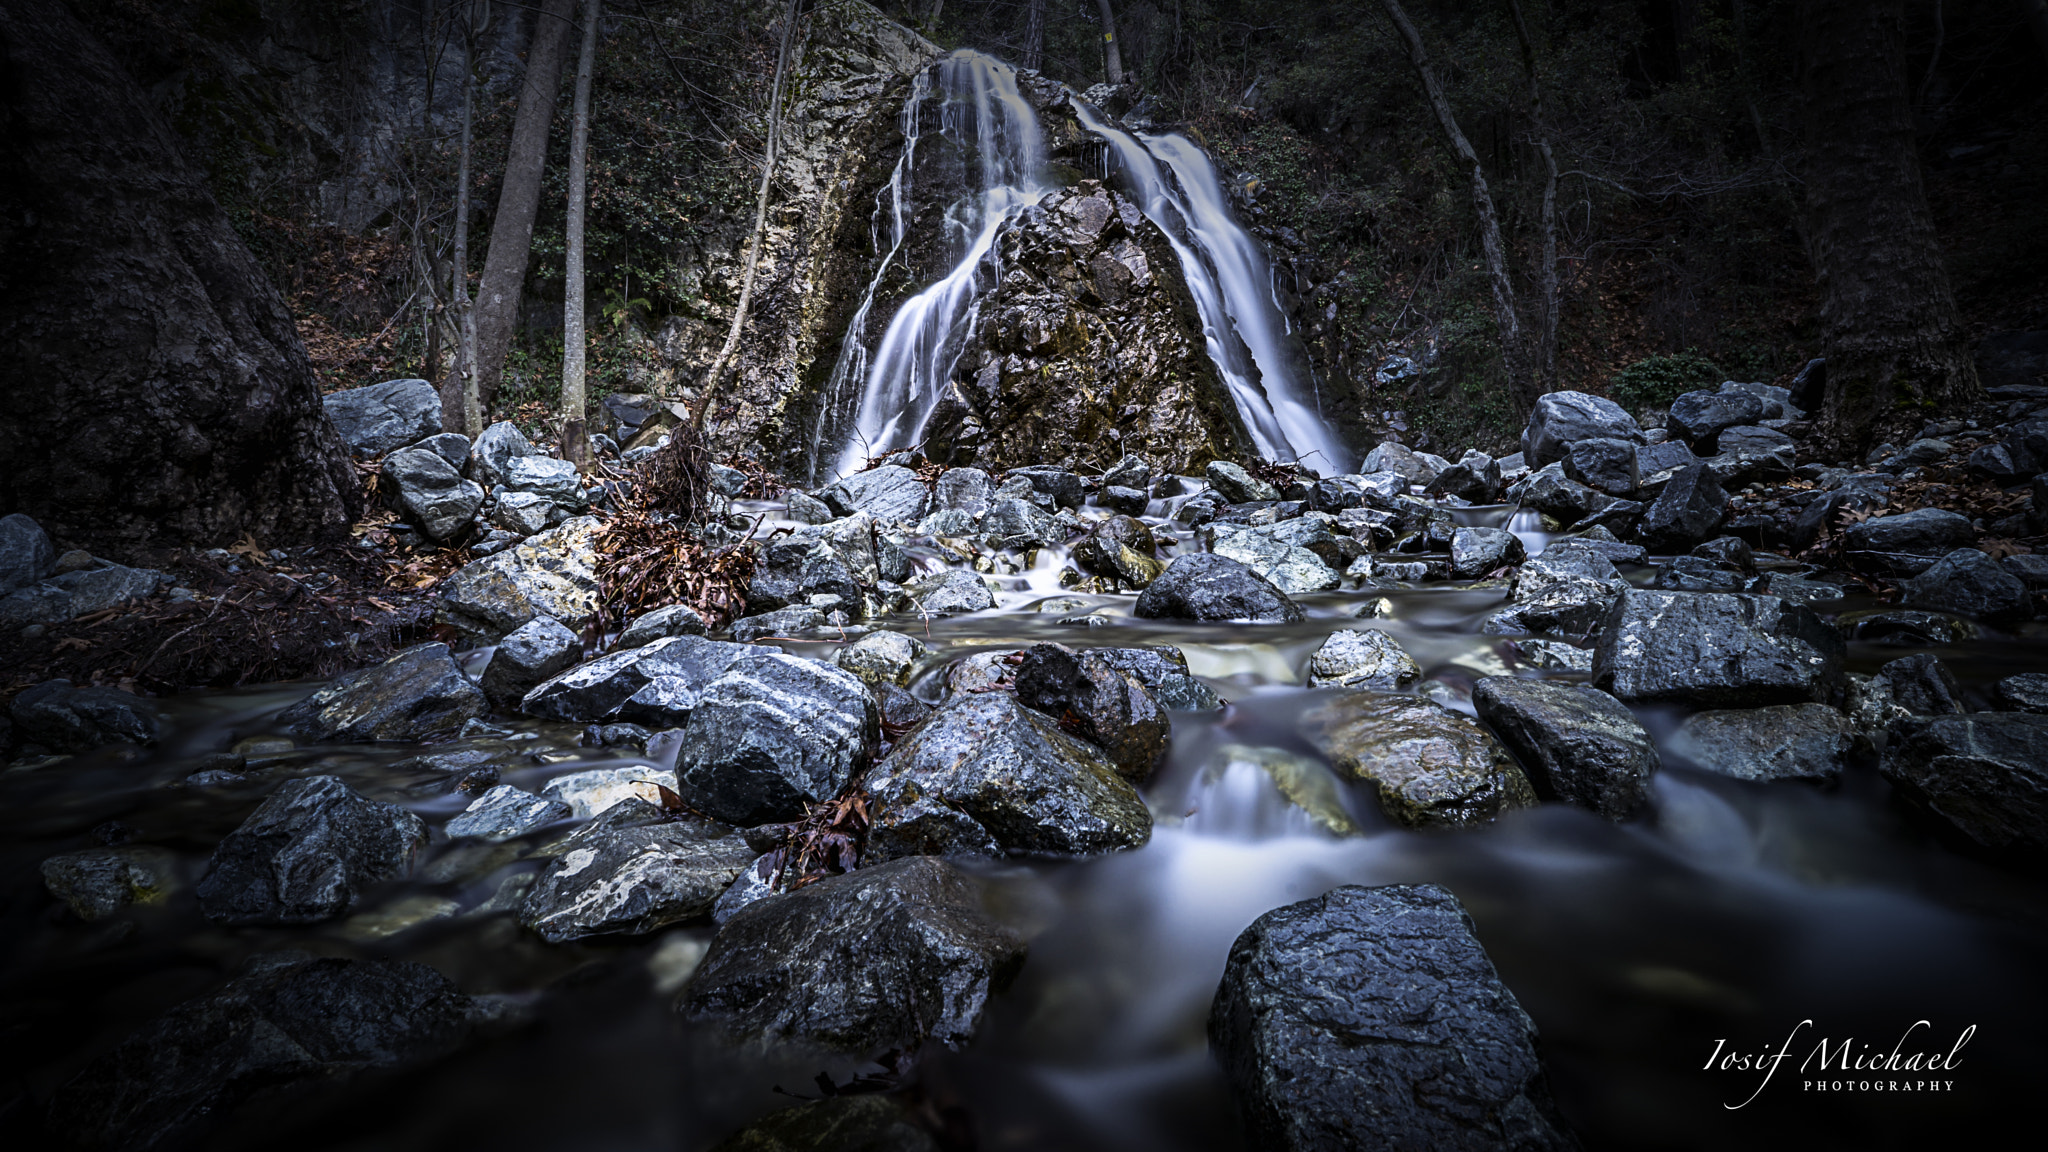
[0,0,361,558]
[920,180,1249,473]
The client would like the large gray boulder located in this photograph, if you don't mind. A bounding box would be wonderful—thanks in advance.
[933,467,992,516]
[1563,437,1641,496]
[196,776,427,924]
[1206,460,1281,503]
[1522,390,1641,466]
[1593,590,1844,707]
[1300,693,1538,829]
[1360,442,1445,486]
[277,642,487,743]
[10,679,162,751]
[1014,642,1169,782]
[497,455,581,505]
[383,447,485,541]
[1134,553,1304,623]
[1636,462,1728,552]
[1841,508,1976,576]
[1305,628,1422,691]
[519,810,753,943]
[910,568,996,615]
[822,463,931,523]
[468,420,536,488]
[1210,883,1577,1152]
[1472,678,1657,820]
[980,497,1061,550]
[0,512,56,594]
[1898,548,2032,624]
[479,615,581,708]
[1206,523,1341,594]
[679,856,1026,1064]
[834,628,929,688]
[1880,713,2048,857]
[46,956,473,1152]
[1666,387,1764,447]
[674,653,880,826]
[520,634,753,725]
[322,379,442,457]
[438,517,603,642]
[1671,704,1857,782]
[1483,541,1630,638]
[866,692,1152,859]
[1450,525,1525,579]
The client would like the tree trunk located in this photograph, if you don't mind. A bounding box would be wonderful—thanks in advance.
[471,0,578,418]
[1022,0,1045,71]
[560,0,601,467]
[448,11,482,433]
[0,0,361,559]
[1376,0,1533,415]
[1507,0,1559,391]
[1094,0,1125,85]
[1796,0,1978,451]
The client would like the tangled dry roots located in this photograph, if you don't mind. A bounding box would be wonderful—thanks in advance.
[642,419,715,525]
[593,503,758,635]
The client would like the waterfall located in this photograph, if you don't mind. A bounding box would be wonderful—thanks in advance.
[818,51,1050,481]
[1071,103,1353,475]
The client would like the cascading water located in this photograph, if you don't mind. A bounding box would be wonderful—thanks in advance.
[1070,103,1353,475]
[819,51,1050,481]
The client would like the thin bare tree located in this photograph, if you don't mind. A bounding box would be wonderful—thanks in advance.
[447,1,487,433]
[1022,0,1044,71]
[560,0,602,466]
[1095,0,1125,84]
[1507,0,1558,392]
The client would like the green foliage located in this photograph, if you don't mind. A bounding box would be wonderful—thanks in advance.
[1609,350,1724,412]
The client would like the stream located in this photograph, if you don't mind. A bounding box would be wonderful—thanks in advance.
[2,488,2043,1151]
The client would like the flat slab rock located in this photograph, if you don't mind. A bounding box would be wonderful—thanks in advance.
[679,855,1026,1064]
[1593,590,1844,708]
[1210,883,1577,1152]
[520,812,753,943]
[277,642,487,744]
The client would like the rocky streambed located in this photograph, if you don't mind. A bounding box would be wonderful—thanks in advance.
[4,381,2048,1150]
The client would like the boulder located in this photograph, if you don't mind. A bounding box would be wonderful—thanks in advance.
[679,856,1026,1063]
[1522,390,1641,466]
[1964,417,2048,480]
[1666,387,1764,447]
[278,642,487,743]
[0,512,56,594]
[489,491,553,536]
[1841,508,1976,576]
[674,653,880,826]
[520,634,753,726]
[1636,463,1728,551]
[1718,424,1798,466]
[615,603,709,649]
[1993,673,2048,713]
[1210,883,1576,1152]
[1072,530,1166,588]
[866,692,1152,859]
[1305,628,1422,691]
[438,517,603,643]
[1563,437,1641,496]
[1206,460,1281,503]
[1423,450,1505,503]
[981,497,1060,549]
[1722,380,1799,420]
[1655,554,1751,593]
[1360,442,1442,486]
[910,568,996,615]
[468,420,536,488]
[1880,713,2048,857]
[822,464,931,524]
[1898,548,2032,624]
[1013,643,1169,781]
[1670,704,1856,782]
[1134,553,1304,623]
[1870,653,1965,716]
[1006,465,1086,509]
[540,766,675,819]
[1088,645,1224,711]
[1206,523,1340,594]
[1483,542,1629,638]
[835,629,930,687]
[1636,439,1699,486]
[1593,590,1844,707]
[1471,678,1656,820]
[10,679,162,751]
[41,846,177,920]
[479,615,581,709]
[446,785,572,842]
[46,956,472,1151]
[520,814,753,943]
[731,605,830,641]
[933,467,992,516]
[1299,693,1537,829]
[196,776,427,924]
[1100,485,1150,515]
[322,378,442,457]
[414,432,471,468]
[383,447,485,541]
[1513,463,1606,526]
[498,455,582,505]
[1449,526,1524,579]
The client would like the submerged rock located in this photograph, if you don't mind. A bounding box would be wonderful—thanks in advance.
[1304,628,1422,691]
[1013,642,1169,781]
[679,856,1026,1063]
[520,815,753,943]
[197,776,427,925]
[1300,693,1537,829]
[1472,678,1656,820]
[1134,553,1304,623]
[47,955,473,1151]
[1593,590,1844,707]
[438,517,603,643]
[1210,883,1576,1152]
[41,846,178,920]
[674,653,880,826]
[10,679,162,751]
[277,642,486,743]
[866,692,1151,859]
[1670,704,1856,782]
[1881,713,2048,857]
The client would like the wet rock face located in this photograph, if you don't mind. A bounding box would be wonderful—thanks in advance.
[1881,713,2048,857]
[324,378,442,457]
[1209,883,1577,1152]
[1593,590,1844,708]
[1450,525,1524,579]
[447,785,571,842]
[47,955,473,1151]
[1484,541,1630,638]
[866,692,1152,859]
[479,615,581,709]
[196,776,427,925]
[1305,628,1422,691]
[1842,508,1977,575]
[1134,553,1304,623]
[679,856,1026,1064]
[1472,678,1657,820]
[1014,642,1169,782]
[674,653,881,826]
[520,816,753,943]
[521,634,754,727]
[1522,390,1642,466]
[1300,693,1538,830]
[278,642,487,743]
[1671,704,1857,782]
[438,516,603,643]
[1205,522,1341,594]
[11,679,162,750]
[41,846,177,920]
[920,181,1246,474]
[1088,644,1223,711]
[1898,548,2032,624]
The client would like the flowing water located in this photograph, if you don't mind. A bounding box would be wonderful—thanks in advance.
[3,492,2043,1151]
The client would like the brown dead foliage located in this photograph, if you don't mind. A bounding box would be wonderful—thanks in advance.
[593,503,758,636]
[718,453,787,500]
[642,419,716,524]
[759,788,873,892]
